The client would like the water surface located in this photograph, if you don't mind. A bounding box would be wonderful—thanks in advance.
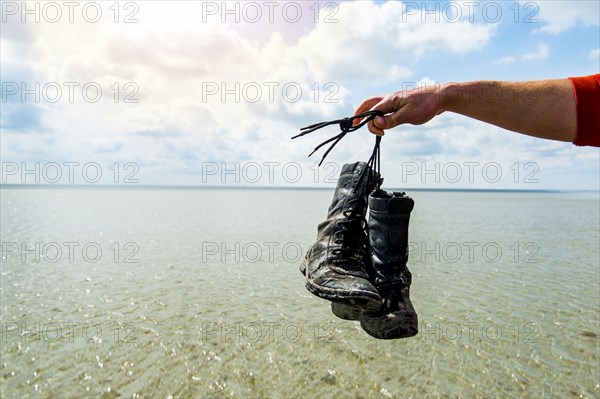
[1,187,598,398]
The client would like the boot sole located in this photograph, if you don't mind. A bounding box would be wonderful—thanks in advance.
[331,302,361,320]
[359,311,418,339]
[331,303,418,339]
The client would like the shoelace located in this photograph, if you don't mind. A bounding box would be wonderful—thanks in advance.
[358,134,382,194]
[338,137,382,260]
[292,110,385,166]
[342,131,385,260]
[293,111,385,260]
[332,197,369,260]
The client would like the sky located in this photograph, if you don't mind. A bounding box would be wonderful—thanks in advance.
[1,0,599,189]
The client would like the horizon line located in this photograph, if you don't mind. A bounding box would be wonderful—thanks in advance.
[1,184,598,193]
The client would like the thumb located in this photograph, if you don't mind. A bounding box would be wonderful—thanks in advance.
[374,114,394,129]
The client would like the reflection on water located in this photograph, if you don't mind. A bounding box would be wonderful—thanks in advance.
[1,187,598,398]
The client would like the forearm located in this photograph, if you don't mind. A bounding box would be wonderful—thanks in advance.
[440,79,577,142]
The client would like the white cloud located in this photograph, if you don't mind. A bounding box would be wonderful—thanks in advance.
[294,1,494,83]
[521,43,549,62]
[2,1,597,189]
[526,0,600,34]
[495,56,517,65]
[416,77,438,88]
[494,43,549,65]
[1,1,496,174]
[590,48,600,60]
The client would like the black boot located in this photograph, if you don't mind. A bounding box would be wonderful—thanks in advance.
[300,162,382,311]
[332,189,418,339]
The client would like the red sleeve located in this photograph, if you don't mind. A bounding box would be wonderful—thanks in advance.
[568,74,600,147]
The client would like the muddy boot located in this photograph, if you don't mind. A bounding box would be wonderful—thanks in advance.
[332,189,418,338]
[300,162,382,311]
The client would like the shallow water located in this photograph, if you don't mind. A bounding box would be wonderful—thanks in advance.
[1,187,598,398]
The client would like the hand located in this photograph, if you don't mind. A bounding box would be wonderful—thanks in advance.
[353,86,447,136]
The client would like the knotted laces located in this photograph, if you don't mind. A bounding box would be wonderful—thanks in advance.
[292,110,385,167]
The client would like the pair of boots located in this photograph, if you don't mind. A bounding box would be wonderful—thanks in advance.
[300,162,417,339]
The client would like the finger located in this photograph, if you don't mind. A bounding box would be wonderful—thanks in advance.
[353,96,389,135]
[352,96,384,126]
[368,97,398,132]
[367,119,385,136]
[354,96,383,115]
[375,115,393,129]
[369,94,398,115]
[372,96,409,130]
[374,112,403,130]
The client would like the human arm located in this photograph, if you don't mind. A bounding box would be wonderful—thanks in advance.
[354,76,600,146]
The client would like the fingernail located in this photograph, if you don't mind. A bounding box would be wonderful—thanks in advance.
[374,116,385,127]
